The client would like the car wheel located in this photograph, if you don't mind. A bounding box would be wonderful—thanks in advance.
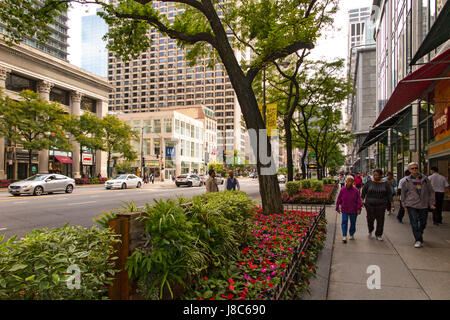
[221,181,224,185]
[176,184,180,187]
[121,183,127,189]
[33,186,44,196]
[65,184,73,194]
[188,182,192,187]
[137,182,142,188]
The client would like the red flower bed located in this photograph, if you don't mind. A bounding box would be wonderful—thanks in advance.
[282,185,336,204]
[184,207,326,300]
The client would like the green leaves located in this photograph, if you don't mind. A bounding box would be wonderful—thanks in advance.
[0,225,120,300]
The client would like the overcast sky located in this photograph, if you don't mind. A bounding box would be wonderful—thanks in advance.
[67,0,373,67]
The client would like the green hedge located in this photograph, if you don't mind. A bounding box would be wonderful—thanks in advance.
[0,225,119,300]
[286,181,301,196]
[310,180,324,192]
[300,179,311,189]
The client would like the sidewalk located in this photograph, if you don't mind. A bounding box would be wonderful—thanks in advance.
[326,201,450,300]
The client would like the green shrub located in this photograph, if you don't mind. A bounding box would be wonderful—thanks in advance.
[91,177,100,184]
[311,180,324,192]
[322,178,333,185]
[124,191,255,300]
[0,225,120,300]
[300,179,311,189]
[286,181,301,196]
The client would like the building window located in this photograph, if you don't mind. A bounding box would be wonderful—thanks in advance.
[81,97,97,114]
[50,87,70,106]
[5,73,37,92]
[164,118,172,133]
[153,119,161,133]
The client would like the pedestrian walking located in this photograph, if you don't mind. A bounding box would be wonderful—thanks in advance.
[428,167,449,225]
[361,168,394,241]
[383,171,397,215]
[354,173,363,192]
[150,172,154,184]
[336,175,362,243]
[226,170,240,191]
[339,174,345,188]
[396,169,410,223]
[206,169,219,193]
[401,162,436,248]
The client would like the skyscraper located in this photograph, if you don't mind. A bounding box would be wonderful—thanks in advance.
[107,1,246,161]
[0,7,69,61]
[81,9,108,78]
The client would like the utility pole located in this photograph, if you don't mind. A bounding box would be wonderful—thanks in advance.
[140,126,144,178]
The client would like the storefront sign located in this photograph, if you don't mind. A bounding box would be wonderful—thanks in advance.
[145,160,160,168]
[433,106,450,136]
[82,153,93,165]
[165,146,175,157]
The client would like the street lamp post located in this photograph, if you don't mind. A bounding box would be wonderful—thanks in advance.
[140,126,144,179]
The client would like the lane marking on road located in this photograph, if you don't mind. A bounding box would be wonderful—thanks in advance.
[55,198,69,201]
[68,201,97,206]
[0,228,7,231]
[89,195,100,198]
[12,201,29,204]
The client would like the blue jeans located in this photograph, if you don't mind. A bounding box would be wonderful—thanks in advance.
[407,207,428,242]
[342,213,358,237]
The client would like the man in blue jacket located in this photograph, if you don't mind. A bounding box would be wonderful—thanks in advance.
[226,170,240,191]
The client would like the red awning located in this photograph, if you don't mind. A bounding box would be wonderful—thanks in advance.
[373,48,450,127]
[54,155,73,164]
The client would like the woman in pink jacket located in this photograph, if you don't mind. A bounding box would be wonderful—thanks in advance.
[336,175,363,243]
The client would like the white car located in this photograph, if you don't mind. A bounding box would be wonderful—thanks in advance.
[8,174,75,196]
[175,174,203,187]
[105,174,143,189]
[277,174,287,183]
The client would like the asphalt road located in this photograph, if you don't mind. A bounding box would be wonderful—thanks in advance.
[0,179,262,240]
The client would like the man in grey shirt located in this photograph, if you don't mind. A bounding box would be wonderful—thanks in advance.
[401,162,435,248]
[428,167,449,225]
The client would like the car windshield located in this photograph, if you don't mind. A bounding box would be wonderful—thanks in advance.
[24,175,47,181]
[116,175,128,180]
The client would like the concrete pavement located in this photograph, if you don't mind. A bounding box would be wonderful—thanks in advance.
[326,201,450,300]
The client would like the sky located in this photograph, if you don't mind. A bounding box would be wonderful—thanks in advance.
[67,0,373,67]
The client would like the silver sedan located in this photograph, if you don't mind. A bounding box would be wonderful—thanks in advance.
[8,174,75,196]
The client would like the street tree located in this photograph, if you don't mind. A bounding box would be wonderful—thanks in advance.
[0,90,72,177]
[285,59,351,178]
[0,0,338,214]
[100,114,139,178]
[67,112,105,177]
[308,106,353,179]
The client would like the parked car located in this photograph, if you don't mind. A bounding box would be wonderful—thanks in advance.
[8,174,75,196]
[277,174,287,183]
[249,172,258,179]
[105,174,142,189]
[175,174,202,187]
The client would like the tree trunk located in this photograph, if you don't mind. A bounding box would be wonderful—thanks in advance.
[257,166,284,215]
[284,119,294,182]
[80,147,83,178]
[301,146,308,180]
[28,149,33,177]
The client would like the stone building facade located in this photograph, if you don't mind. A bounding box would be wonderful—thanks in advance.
[0,40,113,180]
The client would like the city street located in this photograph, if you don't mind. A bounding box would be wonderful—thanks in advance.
[0,179,262,240]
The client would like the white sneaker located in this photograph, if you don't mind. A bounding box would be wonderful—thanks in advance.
[414,241,422,248]
[376,236,383,241]
[342,236,347,243]
[349,235,355,240]
[368,232,373,238]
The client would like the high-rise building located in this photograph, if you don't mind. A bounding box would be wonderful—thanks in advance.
[0,6,69,61]
[81,9,108,78]
[107,2,246,163]
[347,7,372,116]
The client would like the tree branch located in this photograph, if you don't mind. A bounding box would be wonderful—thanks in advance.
[114,12,218,47]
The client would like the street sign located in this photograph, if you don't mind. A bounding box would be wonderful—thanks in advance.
[308,153,316,157]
